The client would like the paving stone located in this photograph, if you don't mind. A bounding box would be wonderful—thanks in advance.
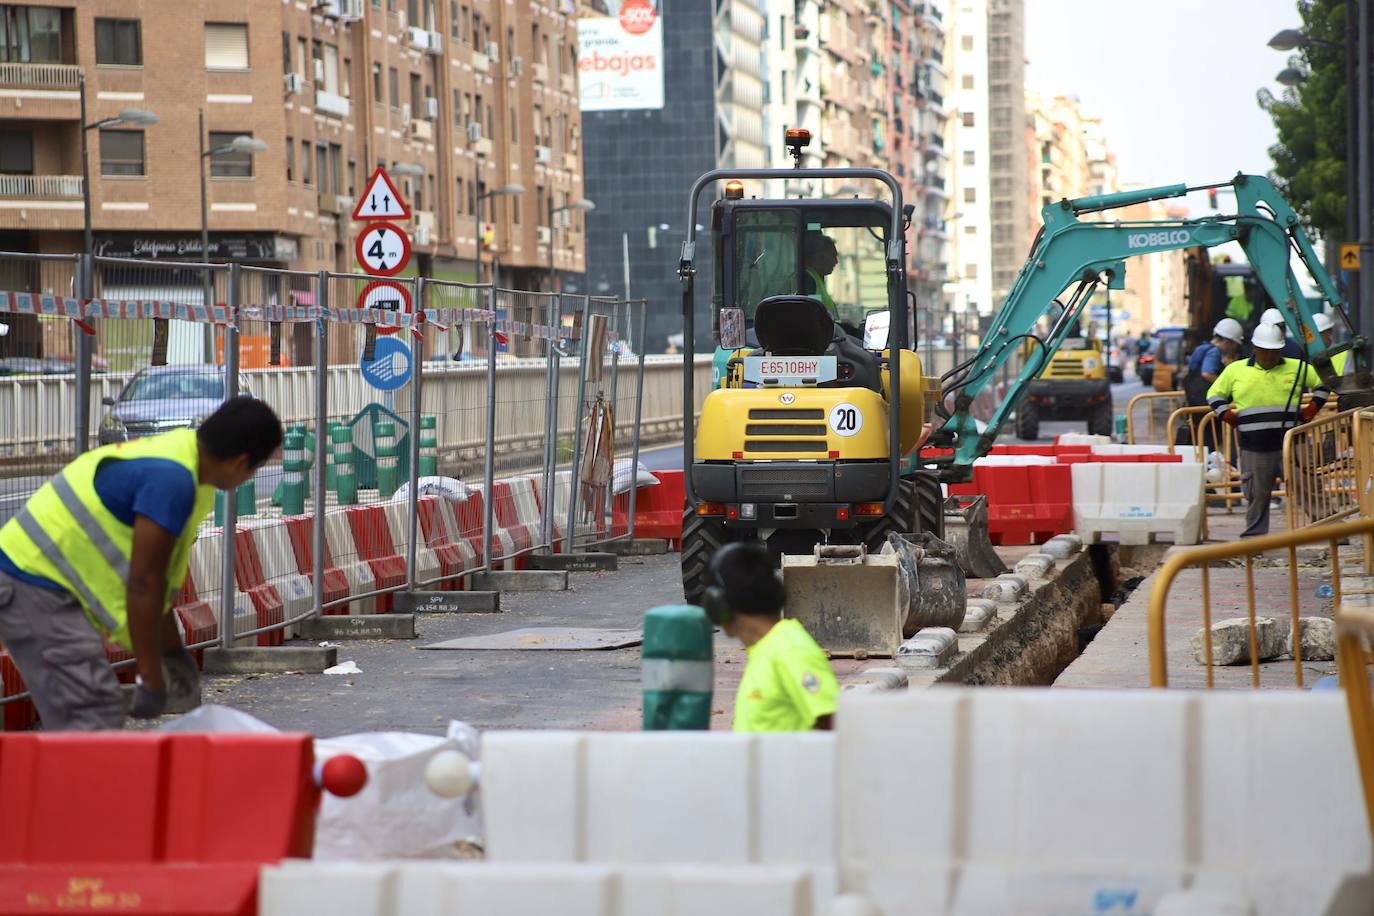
[1288,616,1336,661]
[959,599,997,633]
[1190,617,1286,666]
[1041,535,1083,559]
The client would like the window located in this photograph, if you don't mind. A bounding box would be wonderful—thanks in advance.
[328,144,342,195]
[451,2,459,39]
[0,6,63,63]
[511,193,519,224]
[0,129,32,174]
[456,178,464,214]
[388,66,399,108]
[301,140,312,185]
[280,30,290,74]
[963,187,976,203]
[99,129,144,176]
[961,112,974,127]
[961,74,973,90]
[208,131,254,177]
[342,57,351,96]
[460,5,469,43]
[286,136,294,182]
[205,23,248,70]
[963,263,977,279]
[509,106,517,143]
[962,150,974,165]
[960,34,973,51]
[314,144,327,193]
[410,72,422,113]
[372,63,382,100]
[964,224,977,235]
[96,18,141,66]
[347,158,356,195]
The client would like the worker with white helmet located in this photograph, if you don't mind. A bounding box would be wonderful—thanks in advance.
[1259,307,1305,359]
[1312,311,1349,375]
[1207,323,1330,537]
[1183,318,1244,406]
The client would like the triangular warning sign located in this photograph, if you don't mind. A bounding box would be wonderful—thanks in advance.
[352,167,411,221]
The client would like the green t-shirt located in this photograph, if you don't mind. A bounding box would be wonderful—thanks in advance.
[733,618,839,732]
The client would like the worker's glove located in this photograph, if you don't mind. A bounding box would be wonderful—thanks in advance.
[163,646,202,713]
[1221,410,1240,428]
[1300,402,1321,423]
[130,683,167,720]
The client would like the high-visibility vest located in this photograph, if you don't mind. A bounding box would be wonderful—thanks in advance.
[1206,356,1330,451]
[805,268,839,318]
[0,429,216,648]
[1224,276,1253,323]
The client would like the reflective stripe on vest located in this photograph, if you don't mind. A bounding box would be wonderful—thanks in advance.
[0,428,215,648]
[805,268,839,317]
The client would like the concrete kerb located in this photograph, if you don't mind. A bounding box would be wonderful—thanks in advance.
[527,552,619,572]
[605,539,670,556]
[298,614,417,640]
[203,645,338,675]
[394,590,502,613]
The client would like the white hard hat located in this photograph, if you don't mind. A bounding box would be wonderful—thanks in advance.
[1252,322,1285,350]
[1260,307,1285,326]
[1213,317,1244,344]
[1313,312,1334,333]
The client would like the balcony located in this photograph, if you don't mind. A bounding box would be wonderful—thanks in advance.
[0,62,80,91]
[0,174,83,198]
[0,63,81,119]
[315,89,350,119]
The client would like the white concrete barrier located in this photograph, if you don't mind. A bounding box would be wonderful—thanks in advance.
[1070,462,1205,545]
[258,862,817,916]
[1091,443,1198,462]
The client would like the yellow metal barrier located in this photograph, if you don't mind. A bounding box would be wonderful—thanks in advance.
[1148,516,1374,689]
[1282,408,1370,530]
[1125,390,1185,444]
[1335,601,1374,842]
[1166,405,1244,513]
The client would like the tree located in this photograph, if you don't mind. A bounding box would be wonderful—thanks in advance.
[1258,0,1349,238]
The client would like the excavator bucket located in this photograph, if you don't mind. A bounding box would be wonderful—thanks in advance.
[782,544,905,658]
[942,495,1008,579]
[882,532,967,637]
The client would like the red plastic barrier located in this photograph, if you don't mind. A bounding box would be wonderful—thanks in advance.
[949,464,1074,545]
[416,496,475,588]
[283,516,350,614]
[0,649,36,732]
[612,470,686,548]
[0,731,319,914]
[343,506,405,612]
[233,528,285,647]
[490,479,539,557]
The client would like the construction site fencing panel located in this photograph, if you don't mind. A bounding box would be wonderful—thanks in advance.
[1282,408,1369,531]
[1125,390,1185,445]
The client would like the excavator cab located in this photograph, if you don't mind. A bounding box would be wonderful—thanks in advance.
[676,138,953,631]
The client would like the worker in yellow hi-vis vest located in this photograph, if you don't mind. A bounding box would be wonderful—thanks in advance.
[0,397,282,729]
[801,231,840,319]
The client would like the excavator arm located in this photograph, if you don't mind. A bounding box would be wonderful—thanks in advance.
[929,173,1370,477]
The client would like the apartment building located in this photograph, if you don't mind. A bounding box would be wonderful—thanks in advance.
[0,0,585,307]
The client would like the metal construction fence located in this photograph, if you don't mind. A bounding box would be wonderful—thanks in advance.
[0,251,709,711]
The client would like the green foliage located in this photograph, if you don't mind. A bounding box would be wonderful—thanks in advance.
[1259,0,1349,237]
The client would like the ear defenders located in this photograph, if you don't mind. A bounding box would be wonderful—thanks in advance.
[701,549,733,626]
[701,541,779,626]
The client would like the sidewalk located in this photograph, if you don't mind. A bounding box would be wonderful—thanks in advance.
[1056,506,1346,689]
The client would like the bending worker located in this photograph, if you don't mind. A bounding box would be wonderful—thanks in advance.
[1208,323,1328,538]
[1183,317,1244,406]
[0,396,283,729]
[701,542,838,732]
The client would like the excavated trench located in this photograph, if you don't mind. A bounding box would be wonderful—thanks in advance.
[935,542,1168,687]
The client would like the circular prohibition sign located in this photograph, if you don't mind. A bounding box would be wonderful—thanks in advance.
[355,221,412,277]
[357,279,413,336]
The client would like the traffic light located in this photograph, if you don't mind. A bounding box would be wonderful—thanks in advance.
[1208,189,1219,210]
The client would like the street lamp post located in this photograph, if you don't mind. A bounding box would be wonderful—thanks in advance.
[199,116,266,361]
[76,76,157,454]
[547,198,595,294]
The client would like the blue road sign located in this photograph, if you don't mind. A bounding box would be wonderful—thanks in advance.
[360,336,412,391]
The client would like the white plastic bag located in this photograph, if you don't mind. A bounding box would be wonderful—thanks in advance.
[391,476,470,504]
[611,458,661,496]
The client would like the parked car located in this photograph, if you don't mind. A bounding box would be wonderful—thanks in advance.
[98,364,251,445]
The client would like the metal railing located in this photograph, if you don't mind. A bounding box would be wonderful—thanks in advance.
[1282,408,1369,530]
[1334,599,1374,841]
[0,61,80,89]
[0,175,83,198]
[1166,404,1243,514]
[1148,516,1374,689]
[1124,390,1184,444]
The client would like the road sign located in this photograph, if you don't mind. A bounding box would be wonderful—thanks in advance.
[358,280,412,336]
[355,222,411,276]
[352,167,412,221]
[1341,243,1361,271]
[360,335,412,391]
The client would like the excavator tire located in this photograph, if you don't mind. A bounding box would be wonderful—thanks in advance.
[912,471,944,540]
[1089,399,1114,436]
[1015,400,1040,441]
[681,503,730,606]
[859,473,943,554]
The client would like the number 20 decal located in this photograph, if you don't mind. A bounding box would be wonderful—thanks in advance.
[828,403,863,437]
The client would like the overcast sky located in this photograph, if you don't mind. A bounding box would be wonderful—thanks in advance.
[1024,0,1296,206]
